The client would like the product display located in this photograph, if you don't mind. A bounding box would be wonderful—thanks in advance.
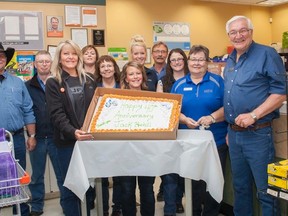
[89,94,180,133]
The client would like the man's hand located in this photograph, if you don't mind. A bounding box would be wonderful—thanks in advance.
[26,137,36,151]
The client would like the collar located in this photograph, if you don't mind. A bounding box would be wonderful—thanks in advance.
[186,72,210,84]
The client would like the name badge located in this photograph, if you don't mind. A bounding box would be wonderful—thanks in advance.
[184,87,193,91]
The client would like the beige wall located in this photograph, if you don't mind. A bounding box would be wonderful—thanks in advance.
[0,2,107,55]
[106,0,275,58]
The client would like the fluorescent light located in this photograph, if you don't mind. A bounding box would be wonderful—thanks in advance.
[257,0,288,6]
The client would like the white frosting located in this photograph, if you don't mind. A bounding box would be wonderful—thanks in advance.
[94,97,174,131]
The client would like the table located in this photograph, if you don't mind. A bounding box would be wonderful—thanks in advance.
[64,129,224,216]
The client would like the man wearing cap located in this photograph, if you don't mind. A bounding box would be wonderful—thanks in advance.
[0,43,36,216]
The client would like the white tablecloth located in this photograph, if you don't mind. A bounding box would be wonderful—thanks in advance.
[64,129,224,204]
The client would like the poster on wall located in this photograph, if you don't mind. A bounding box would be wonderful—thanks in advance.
[0,10,44,50]
[153,21,190,51]
[65,5,81,26]
[16,51,35,81]
[47,16,64,37]
[82,7,97,27]
[108,48,128,70]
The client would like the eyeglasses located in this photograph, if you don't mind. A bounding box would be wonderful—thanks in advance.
[153,50,167,54]
[189,58,206,63]
[170,58,184,63]
[36,60,51,64]
[228,28,251,37]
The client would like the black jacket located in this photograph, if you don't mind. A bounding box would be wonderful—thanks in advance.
[25,74,53,139]
[46,71,96,147]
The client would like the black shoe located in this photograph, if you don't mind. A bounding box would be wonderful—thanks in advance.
[29,211,43,216]
[156,191,164,202]
[176,203,184,213]
[104,212,109,216]
[111,210,122,216]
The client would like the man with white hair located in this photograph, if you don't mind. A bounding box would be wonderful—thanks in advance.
[223,16,286,215]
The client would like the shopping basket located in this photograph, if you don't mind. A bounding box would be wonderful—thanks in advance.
[0,129,31,215]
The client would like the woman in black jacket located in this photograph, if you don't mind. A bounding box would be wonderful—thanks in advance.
[46,40,96,216]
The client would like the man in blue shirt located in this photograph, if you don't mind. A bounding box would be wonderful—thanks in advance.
[0,43,36,216]
[25,51,64,216]
[223,16,286,216]
[150,41,168,80]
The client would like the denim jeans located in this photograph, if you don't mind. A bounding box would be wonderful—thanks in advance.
[228,126,280,216]
[28,137,64,212]
[162,174,184,215]
[57,146,93,216]
[192,143,228,216]
[120,176,155,216]
[112,176,122,211]
[12,132,30,216]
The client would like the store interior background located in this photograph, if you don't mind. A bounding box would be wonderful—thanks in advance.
[1,0,288,59]
[0,0,287,215]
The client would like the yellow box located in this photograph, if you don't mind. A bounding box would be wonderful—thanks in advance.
[268,175,288,190]
[268,159,288,178]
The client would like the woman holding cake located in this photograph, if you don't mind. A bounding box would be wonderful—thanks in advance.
[95,54,122,216]
[130,35,158,91]
[46,40,96,216]
[119,61,155,216]
[156,48,189,215]
[171,45,228,216]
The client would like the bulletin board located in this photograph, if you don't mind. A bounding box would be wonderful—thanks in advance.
[0,10,44,50]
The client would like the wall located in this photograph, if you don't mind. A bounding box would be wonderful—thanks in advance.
[271,3,288,44]
[106,0,274,58]
[0,2,107,55]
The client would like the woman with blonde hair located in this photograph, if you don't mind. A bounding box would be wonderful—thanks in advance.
[46,40,97,216]
[130,35,158,92]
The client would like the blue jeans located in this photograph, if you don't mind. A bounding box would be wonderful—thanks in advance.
[228,126,280,216]
[120,176,155,216]
[57,146,93,216]
[192,143,228,216]
[28,137,64,212]
[162,174,184,215]
[12,132,30,216]
[112,176,122,211]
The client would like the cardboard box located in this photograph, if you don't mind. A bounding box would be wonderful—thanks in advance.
[82,87,182,140]
[268,175,288,190]
[268,159,288,178]
[272,114,287,159]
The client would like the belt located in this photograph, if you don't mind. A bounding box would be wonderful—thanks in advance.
[10,128,24,136]
[229,122,272,132]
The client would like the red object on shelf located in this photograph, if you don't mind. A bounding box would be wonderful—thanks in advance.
[227,46,234,54]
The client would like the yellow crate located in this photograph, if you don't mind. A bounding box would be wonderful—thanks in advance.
[268,175,288,190]
[267,159,288,178]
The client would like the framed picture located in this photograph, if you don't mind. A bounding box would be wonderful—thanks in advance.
[71,28,88,49]
[92,29,105,46]
[145,48,151,64]
[65,5,81,26]
[47,16,63,37]
[47,45,57,60]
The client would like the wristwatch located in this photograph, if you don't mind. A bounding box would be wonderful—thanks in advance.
[28,133,36,138]
[250,112,258,121]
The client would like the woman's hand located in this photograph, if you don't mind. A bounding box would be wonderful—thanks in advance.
[184,117,199,129]
[197,115,214,127]
[75,129,94,141]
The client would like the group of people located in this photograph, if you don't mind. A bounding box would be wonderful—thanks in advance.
[0,15,286,216]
